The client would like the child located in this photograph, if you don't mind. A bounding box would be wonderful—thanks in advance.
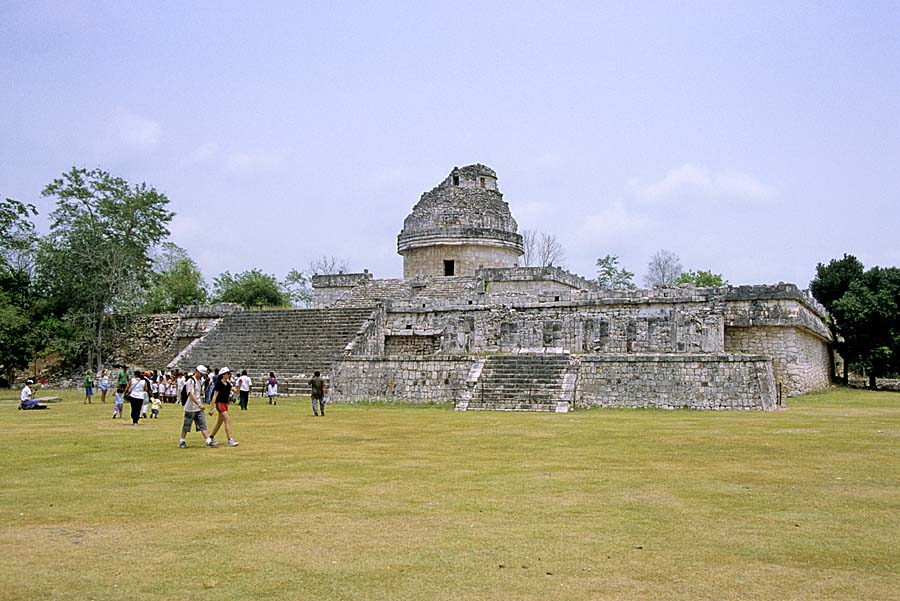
[266,372,278,405]
[112,386,125,419]
[84,370,94,404]
[150,396,161,418]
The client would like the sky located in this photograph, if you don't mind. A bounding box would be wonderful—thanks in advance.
[3,1,899,289]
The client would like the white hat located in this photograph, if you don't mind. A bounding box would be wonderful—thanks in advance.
[26,379,34,385]
[219,367,231,375]
[196,365,208,375]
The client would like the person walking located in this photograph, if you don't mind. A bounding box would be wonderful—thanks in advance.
[309,371,326,416]
[179,365,214,448]
[208,367,238,446]
[237,370,252,410]
[126,370,148,425]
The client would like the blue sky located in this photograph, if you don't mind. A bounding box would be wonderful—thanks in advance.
[3,1,898,287]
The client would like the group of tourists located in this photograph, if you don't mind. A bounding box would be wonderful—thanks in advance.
[18,365,329,448]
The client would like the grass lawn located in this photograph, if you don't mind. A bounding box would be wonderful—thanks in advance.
[1,388,898,600]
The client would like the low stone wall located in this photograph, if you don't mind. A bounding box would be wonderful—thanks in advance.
[330,355,476,403]
[575,353,778,411]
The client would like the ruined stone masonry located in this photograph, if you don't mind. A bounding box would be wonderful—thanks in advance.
[124,164,833,411]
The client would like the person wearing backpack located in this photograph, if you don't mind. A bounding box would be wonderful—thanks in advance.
[179,365,214,448]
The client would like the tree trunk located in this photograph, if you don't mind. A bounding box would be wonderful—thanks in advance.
[842,361,848,386]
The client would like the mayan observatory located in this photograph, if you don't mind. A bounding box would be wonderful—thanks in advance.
[161,164,832,411]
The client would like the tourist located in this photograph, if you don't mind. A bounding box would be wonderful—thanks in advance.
[179,365,214,448]
[140,371,152,419]
[176,370,186,406]
[99,369,109,403]
[39,376,46,389]
[83,370,93,404]
[208,367,238,446]
[266,372,278,405]
[117,366,129,391]
[112,385,124,419]
[126,370,147,424]
[150,374,160,403]
[150,395,161,418]
[20,380,48,410]
[237,369,252,410]
[205,368,219,405]
[309,371,326,416]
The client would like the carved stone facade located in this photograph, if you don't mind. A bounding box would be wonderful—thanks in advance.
[115,164,834,412]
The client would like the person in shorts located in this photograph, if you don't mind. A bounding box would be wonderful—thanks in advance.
[83,370,93,404]
[208,367,238,446]
[99,369,109,403]
[179,365,214,448]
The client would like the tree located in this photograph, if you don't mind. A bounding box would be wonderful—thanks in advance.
[595,255,636,289]
[1,198,39,278]
[644,249,683,287]
[213,269,289,309]
[830,266,900,388]
[537,232,565,267]
[810,254,865,310]
[283,269,314,307]
[521,230,565,267]
[282,256,350,308]
[673,270,728,287]
[36,167,173,370]
[521,229,537,267]
[0,198,41,383]
[142,243,208,313]
[307,255,349,275]
[811,255,900,387]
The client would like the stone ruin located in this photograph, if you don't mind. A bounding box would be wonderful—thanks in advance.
[147,164,832,411]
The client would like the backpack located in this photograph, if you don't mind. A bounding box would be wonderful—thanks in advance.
[180,383,189,405]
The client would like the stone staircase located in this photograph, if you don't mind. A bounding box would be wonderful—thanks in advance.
[460,353,573,412]
[171,307,375,383]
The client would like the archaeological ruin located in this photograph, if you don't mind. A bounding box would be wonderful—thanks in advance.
[136,163,832,411]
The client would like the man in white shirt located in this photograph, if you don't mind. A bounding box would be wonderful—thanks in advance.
[179,365,214,448]
[237,370,252,410]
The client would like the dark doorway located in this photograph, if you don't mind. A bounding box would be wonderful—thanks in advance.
[444,260,455,276]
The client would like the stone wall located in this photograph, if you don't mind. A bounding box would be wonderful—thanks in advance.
[330,356,476,403]
[107,314,182,369]
[384,300,725,355]
[401,243,521,278]
[312,272,374,308]
[575,354,778,410]
[725,326,831,395]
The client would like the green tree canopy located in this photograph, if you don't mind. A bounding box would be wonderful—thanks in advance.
[36,167,173,369]
[673,270,728,287]
[213,269,289,309]
[142,243,207,313]
[811,255,900,387]
[596,255,635,289]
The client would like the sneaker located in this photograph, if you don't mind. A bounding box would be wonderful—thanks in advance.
[178,441,187,449]
[227,439,239,447]
[206,439,218,447]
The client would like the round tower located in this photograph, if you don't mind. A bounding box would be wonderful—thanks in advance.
[397,164,524,278]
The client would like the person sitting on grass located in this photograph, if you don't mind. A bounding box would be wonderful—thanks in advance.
[19,380,48,410]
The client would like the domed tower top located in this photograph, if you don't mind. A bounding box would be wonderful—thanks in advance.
[397,164,524,278]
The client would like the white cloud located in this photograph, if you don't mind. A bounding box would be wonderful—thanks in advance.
[575,201,650,245]
[97,109,161,153]
[635,164,777,204]
[224,150,285,173]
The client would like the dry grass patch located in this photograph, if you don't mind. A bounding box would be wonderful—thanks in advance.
[0,388,898,600]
